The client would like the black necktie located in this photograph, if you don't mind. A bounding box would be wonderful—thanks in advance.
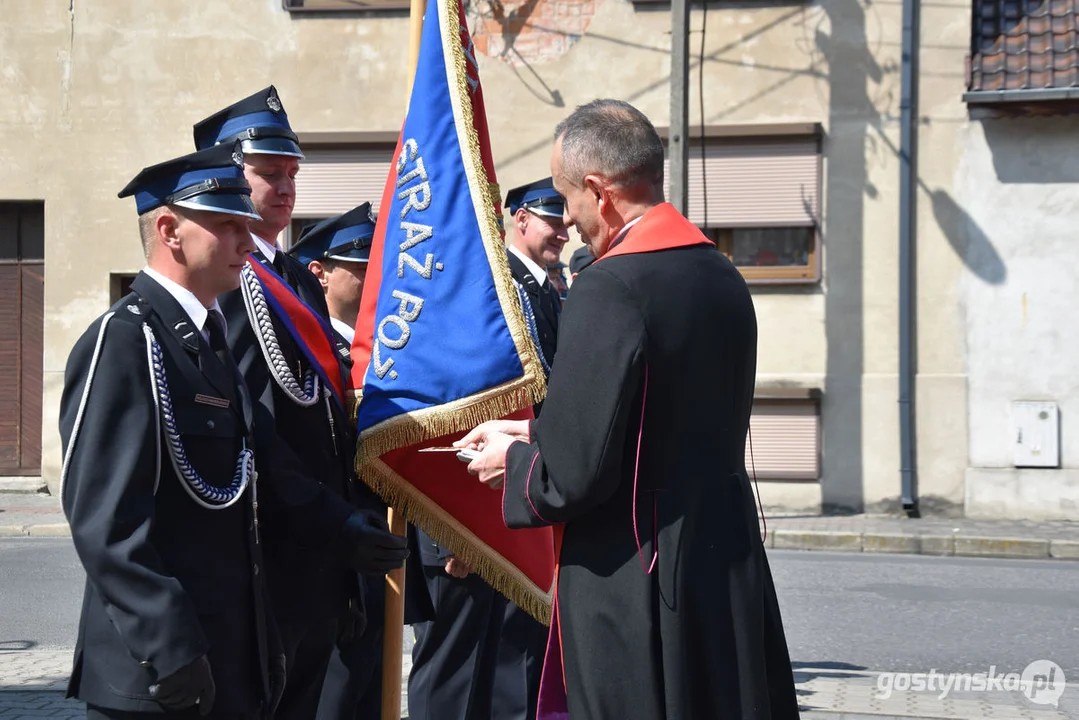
[206,309,235,377]
[271,252,294,290]
[206,309,254,431]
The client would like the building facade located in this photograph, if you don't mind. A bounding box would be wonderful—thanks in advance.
[2,0,1075,518]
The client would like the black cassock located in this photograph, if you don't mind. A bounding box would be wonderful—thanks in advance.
[502,239,800,719]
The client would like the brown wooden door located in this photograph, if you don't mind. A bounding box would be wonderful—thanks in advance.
[0,203,44,475]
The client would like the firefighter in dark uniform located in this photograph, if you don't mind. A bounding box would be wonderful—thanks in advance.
[59,143,284,719]
[287,205,388,720]
[405,179,566,720]
[193,88,408,720]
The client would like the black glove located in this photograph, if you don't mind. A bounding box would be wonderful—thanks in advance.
[148,654,216,715]
[337,510,410,574]
[267,653,286,717]
[336,596,368,648]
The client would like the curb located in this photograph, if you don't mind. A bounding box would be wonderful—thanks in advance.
[767,529,1078,561]
[0,524,71,538]
[3,523,1077,562]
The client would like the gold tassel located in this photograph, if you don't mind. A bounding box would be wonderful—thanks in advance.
[360,457,554,625]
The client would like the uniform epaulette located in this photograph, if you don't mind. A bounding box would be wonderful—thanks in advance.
[107,291,152,325]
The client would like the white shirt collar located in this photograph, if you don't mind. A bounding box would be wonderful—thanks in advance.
[252,232,278,262]
[607,215,646,252]
[330,316,355,344]
[142,266,224,335]
[508,245,548,288]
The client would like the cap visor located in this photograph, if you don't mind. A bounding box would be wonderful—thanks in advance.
[173,194,262,221]
[240,137,305,159]
[326,250,371,263]
[528,206,564,219]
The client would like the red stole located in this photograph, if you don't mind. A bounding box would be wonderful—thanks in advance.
[599,202,714,261]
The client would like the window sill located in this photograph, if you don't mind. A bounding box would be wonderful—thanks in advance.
[739,267,819,284]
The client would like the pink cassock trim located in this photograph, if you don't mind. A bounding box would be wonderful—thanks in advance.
[632,365,658,574]
[525,449,552,525]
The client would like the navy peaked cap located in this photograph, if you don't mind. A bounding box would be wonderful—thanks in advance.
[193,85,303,158]
[505,177,564,219]
[289,203,376,265]
[117,141,260,220]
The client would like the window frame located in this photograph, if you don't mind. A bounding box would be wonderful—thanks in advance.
[282,0,410,13]
[706,226,820,284]
[658,124,823,285]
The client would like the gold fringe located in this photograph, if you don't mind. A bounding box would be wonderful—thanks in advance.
[441,0,548,408]
[361,457,554,625]
[349,4,558,615]
[352,0,547,466]
[356,380,540,465]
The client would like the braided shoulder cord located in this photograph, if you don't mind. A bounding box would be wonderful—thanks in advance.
[142,325,252,510]
[514,280,551,378]
[239,263,320,407]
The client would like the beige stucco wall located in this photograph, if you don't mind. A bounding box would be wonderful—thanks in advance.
[5,0,988,517]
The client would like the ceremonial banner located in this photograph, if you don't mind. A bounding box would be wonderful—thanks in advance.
[350,0,554,621]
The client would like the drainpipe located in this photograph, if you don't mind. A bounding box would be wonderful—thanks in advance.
[899,0,920,516]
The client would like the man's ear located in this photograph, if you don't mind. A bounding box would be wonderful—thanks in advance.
[308,260,330,289]
[514,207,530,235]
[583,174,611,216]
[156,209,182,251]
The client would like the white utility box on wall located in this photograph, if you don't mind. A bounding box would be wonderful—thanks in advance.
[1012,401,1060,468]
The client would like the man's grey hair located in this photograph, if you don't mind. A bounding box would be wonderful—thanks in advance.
[554,99,665,198]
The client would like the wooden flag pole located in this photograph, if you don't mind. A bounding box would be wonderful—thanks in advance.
[380,1,428,718]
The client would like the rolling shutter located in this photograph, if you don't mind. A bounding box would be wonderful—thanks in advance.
[666,138,820,228]
[745,399,820,481]
[293,148,397,218]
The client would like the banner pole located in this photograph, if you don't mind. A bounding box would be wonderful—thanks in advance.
[380,1,427,718]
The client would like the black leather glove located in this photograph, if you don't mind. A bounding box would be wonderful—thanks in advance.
[267,653,286,717]
[336,596,368,648]
[337,510,410,574]
[148,654,216,715]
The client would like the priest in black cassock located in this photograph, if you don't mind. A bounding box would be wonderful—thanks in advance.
[458,99,801,719]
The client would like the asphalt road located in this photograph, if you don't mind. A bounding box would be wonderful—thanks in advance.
[2,539,1077,679]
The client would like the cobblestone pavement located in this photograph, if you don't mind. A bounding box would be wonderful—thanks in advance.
[3,650,1076,719]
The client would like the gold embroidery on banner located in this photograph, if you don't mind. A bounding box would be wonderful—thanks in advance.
[352,0,546,464]
[352,0,552,617]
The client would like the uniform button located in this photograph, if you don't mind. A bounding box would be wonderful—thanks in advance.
[139,660,152,668]
[206,420,215,430]
[253,563,260,575]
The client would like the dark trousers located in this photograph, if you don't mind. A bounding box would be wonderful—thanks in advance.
[491,602,547,720]
[275,615,338,720]
[317,576,386,720]
[86,706,256,719]
[407,568,505,720]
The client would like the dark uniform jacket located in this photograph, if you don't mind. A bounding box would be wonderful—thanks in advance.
[218,247,358,625]
[58,272,278,715]
[506,250,560,371]
[503,239,801,719]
